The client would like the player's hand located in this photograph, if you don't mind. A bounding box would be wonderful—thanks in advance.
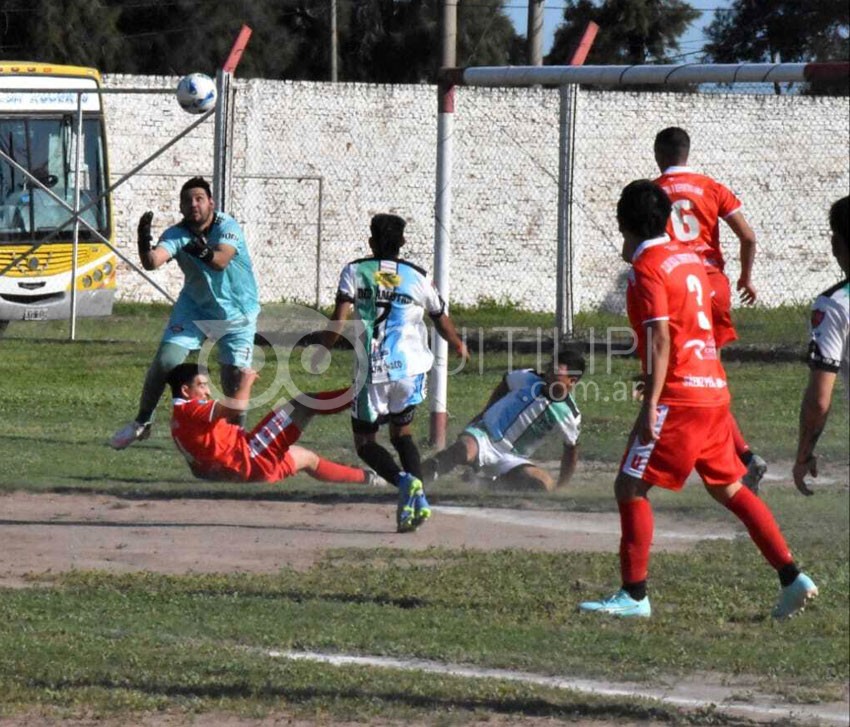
[308,344,331,374]
[637,402,659,445]
[185,233,214,262]
[737,277,757,305]
[240,367,260,386]
[792,456,817,496]
[137,211,154,256]
[455,342,470,362]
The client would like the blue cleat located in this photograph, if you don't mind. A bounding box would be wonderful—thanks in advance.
[413,489,432,528]
[579,589,651,618]
[772,572,818,619]
[395,473,424,533]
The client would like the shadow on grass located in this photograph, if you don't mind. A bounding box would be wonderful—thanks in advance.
[22,677,687,724]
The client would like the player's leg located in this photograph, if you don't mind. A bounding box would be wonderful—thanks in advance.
[421,432,478,482]
[497,464,555,492]
[111,340,191,449]
[217,323,256,426]
[698,410,817,618]
[288,445,368,484]
[708,269,768,490]
[387,374,427,479]
[580,405,696,618]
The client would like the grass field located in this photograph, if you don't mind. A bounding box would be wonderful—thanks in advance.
[0,303,847,724]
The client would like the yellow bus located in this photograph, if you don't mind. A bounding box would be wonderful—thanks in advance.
[0,62,115,330]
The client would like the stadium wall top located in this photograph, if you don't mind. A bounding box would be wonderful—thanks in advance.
[441,62,849,87]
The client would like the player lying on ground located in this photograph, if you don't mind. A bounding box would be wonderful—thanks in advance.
[168,363,376,487]
[422,350,585,492]
[579,180,817,620]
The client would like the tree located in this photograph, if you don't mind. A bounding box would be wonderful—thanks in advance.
[546,0,700,66]
[704,0,849,95]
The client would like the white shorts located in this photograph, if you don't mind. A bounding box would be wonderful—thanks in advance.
[352,373,427,425]
[464,425,531,478]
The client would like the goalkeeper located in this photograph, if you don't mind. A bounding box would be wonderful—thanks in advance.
[422,350,585,492]
[111,176,260,449]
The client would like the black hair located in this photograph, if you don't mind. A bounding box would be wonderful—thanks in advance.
[180,176,212,199]
[617,180,672,241]
[829,195,849,249]
[554,348,586,377]
[654,127,690,164]
[370,213,406,258]
[167,362,203,398]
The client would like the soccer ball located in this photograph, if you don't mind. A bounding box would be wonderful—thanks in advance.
[176,73,217,114]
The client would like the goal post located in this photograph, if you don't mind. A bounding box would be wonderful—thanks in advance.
[428,61,850,447]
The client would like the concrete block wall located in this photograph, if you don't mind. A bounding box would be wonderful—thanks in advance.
[102,74,850,312]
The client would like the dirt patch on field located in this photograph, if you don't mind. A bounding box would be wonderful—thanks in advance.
[0,491,739,588]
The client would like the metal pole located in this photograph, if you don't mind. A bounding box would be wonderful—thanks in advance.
[69,92,84,341]
[556,84,577,339]
[442,0,457,67]
[527,0,544,65]
[213,70,232,212]
[429,80,455,449]
[331,0,339,81]
[315,177,324,308]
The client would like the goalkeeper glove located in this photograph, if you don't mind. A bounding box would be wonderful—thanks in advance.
[185,233,215,263]
[137,211,154,258]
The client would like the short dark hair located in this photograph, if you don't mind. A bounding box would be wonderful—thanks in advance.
[617,180,672,241]
[370,213,406,258]
[167,362,204,398]
[180,176,212,200]
[829,195,849,248]
[554,348,586,377]
[654,127,690,163]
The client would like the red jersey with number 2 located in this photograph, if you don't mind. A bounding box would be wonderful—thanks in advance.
[626,236,730,407]
[654,167,741,270]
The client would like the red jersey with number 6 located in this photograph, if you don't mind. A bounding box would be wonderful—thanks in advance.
[626,235,730,407]
[654,166,742,271]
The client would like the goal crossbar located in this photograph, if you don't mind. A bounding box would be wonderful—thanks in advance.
[441,62,849,88]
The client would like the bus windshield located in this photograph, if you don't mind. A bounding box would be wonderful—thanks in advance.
[0,115,109,241]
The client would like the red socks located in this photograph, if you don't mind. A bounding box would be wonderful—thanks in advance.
[724,486,793,569]
[310,457,366,484]
[619,498,654,586]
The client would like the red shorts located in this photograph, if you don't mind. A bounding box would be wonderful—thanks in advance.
[619,404,746,490]
[245,408,302,482]
[705,265,738,348]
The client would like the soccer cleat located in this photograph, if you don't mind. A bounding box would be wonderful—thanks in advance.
[395,472,424,533]
[412,490,432,528]
[579,589,652,618]
[772,572,818,619]
[742,453,768,494]
[110,420,152,450]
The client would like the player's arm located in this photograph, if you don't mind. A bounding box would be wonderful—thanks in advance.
[310,297,354,373]
[184,234,237,271]
[431,312,469,361]
[214,368,259,421]
[638,318,670,444]
[725,211,757,305]
[793,368,837,496]
[556,442,578,487]
[137,211,170,270]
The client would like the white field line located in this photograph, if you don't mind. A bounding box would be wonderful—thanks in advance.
[268,650,849,725]
[435,506,736,541]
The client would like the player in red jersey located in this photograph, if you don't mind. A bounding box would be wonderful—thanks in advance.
[579,180,816,620]
[168,363,375,486]
[653,127,766,493]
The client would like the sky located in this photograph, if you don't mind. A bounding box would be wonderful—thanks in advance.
[506,0,734,61]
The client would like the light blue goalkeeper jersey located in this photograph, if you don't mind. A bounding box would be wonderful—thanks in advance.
[479,369,581,456]
[157,212,260,321]
[337,257,445,383]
